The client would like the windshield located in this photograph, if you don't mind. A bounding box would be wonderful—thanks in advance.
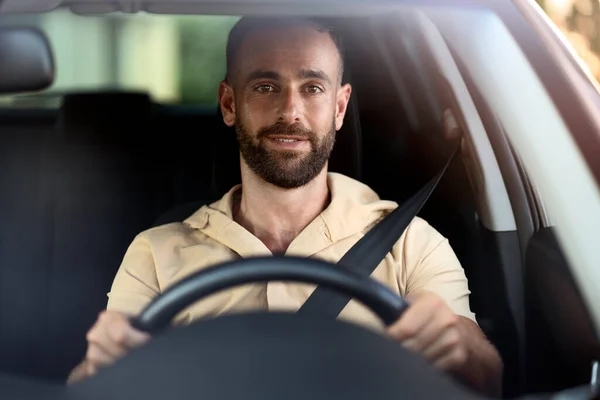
[1,3,600,399]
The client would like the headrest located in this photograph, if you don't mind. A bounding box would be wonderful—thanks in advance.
[0,26,54,94]
[210,83,363,198]
[57,92,152,144]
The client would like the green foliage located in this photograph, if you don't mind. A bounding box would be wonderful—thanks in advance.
[177,16,239,105]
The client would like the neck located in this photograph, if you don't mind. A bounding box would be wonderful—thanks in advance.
[234,158,330,254]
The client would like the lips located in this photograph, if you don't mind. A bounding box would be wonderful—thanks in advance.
[263,135,310,150]
[256,121,316,144]
[267,135,308,142]
[275,138,298,143]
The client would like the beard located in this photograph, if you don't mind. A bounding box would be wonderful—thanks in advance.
[236,119,336,189]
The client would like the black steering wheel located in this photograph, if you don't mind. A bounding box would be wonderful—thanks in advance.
[58,256,487,400]
[130,256,409,334]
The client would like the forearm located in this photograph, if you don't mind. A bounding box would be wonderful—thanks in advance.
[454,318,503,397]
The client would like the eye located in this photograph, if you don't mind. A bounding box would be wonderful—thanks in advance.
[255,84,275,93]
[305,85,324,94]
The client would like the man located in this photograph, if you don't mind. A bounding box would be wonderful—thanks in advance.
[68,16,502,395]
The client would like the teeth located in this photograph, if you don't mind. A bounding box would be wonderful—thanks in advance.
[276,139,298,142]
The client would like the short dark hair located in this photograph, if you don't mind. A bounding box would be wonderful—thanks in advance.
[225,16,345,85]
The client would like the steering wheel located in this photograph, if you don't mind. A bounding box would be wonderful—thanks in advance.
[64,256,483,400]
[130,256,409,334]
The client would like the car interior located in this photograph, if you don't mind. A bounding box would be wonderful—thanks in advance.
[0,2,599,399]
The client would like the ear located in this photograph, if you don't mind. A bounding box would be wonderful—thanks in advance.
[334,83,352,131]
[218,80,236,127]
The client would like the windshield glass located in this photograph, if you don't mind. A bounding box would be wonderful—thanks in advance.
[1,3,600,398]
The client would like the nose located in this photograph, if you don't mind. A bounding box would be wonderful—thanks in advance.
[278,87,302,125]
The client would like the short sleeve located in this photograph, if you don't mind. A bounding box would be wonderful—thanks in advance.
[401,217,477,323]
[106,233,160,316]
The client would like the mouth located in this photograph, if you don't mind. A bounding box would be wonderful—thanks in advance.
[267,135,308,143]
[264,135,310,150]
[274,138,300,143]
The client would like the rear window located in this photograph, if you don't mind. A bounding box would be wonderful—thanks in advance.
[0,10,239,108]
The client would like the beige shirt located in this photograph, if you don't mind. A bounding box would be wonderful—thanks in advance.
[106,172,476,331]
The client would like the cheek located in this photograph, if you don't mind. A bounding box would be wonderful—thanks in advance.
[240,97,276,129]
[305,97,336,130]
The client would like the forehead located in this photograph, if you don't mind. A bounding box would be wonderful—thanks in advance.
[234,24,341,80]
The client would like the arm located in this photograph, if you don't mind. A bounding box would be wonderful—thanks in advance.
[388,218,503,396]
[67,233,159,384]
[454,315,503,396]
[388,292,502,396]
[67,310,151,384]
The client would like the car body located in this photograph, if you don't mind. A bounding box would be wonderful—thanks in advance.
[0,0,599,399]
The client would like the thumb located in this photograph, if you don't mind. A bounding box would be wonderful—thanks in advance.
[114,315,151,348]
[124,323,151,347]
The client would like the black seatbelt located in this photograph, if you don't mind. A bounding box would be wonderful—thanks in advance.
[297,146,459,318]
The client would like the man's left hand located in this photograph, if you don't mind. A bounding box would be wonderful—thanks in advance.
[386,291,468,372]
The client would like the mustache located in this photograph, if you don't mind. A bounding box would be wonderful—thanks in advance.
[257,122,317,141]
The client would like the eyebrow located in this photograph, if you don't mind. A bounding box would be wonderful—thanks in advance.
[244,70,282,85]
[244,69,332,86]
[298,69,332,85]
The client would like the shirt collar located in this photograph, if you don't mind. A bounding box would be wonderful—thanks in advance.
[184,173,397,257]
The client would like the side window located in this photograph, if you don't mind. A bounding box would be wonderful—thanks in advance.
[0,10,239,108]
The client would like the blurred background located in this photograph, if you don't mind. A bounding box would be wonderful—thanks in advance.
[0,11,239,107]
[542,0,600,78]
[0,1,599,108]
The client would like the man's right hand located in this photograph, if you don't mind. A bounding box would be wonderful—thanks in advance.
[68,310,150,383]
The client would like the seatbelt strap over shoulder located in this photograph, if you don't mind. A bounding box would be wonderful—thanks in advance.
[297,146,459,319]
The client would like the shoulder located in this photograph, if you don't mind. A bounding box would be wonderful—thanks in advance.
[395,216,450,260]
[404,216,445,243]
[135,201,214,245]
[142,221,198,242]
[126,220,205,260]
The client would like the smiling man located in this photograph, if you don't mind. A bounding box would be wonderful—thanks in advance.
[68,16,503,395]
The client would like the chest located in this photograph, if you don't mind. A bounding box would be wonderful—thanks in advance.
[158,239,406,329]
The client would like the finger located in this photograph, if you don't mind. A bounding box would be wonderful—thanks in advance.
[387,293,439,341]
[433,345,468,372]
[387,302,433,340]
[95,337,128,360]
[413,310,460,354]
[86,322,128,360]
[96,311,150,349]
[402,312,454,353]
[126,326,151,348]
[422,325,461,362]
[86,343,117,370]
[86,361,97,378]
[107,319,150,349]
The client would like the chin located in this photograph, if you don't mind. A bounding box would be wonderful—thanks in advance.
[269,151,307,163]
